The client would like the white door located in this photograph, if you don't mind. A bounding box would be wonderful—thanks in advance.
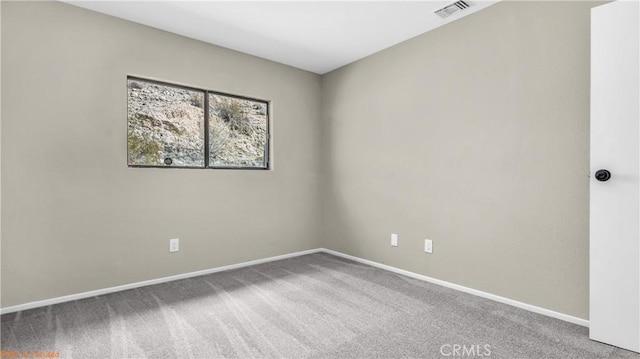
[590,0,640,353]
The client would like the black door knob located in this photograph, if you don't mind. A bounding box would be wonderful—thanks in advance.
[595,169,611,182]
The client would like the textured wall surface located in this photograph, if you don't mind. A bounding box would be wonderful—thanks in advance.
[321,1,600,319]
[2,0,603,321]
[1,1,322,307]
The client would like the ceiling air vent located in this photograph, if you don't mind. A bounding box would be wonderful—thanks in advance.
[434,1,471,19]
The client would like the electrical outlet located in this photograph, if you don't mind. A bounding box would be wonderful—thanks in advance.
[424,239,433,254]
[391,233,398,247]
[169,238,180,253]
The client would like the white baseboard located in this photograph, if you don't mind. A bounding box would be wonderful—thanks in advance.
[0,247,590,328]
[0,248,323,315]
[321,248,589,328]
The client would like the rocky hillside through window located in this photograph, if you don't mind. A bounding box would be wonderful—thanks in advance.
[127,78,268,168]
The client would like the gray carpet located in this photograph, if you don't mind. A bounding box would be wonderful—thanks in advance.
[1,253,638,359]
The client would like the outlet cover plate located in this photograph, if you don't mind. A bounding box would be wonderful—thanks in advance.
[425,239,433,253]
[169,238,180,253]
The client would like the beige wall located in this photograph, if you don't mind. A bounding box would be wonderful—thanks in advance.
[0,1,322,307]
[2,0,600,320]
[321,1,599,319]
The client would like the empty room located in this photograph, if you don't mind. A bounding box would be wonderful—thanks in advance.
[1,0,639,358]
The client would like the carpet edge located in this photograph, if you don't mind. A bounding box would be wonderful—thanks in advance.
[321,248,590,328]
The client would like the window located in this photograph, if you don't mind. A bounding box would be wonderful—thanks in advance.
[127,77,269,169]
[209,94,268,168]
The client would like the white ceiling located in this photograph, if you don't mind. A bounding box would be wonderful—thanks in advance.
[63,1,498,74]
